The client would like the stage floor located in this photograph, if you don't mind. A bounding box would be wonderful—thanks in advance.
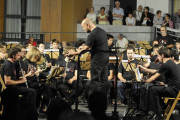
[38,102,128,120]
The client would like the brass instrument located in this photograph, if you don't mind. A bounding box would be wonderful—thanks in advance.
[37,54,47,71]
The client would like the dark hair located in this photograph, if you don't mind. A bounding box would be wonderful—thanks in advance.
[107,34,114,40]
[158,47,170,58]
[67,42,73,47]
[52,39,59,44]
[128,12,133,15]
[144,6,149,12]
[75,40,85,48]
[170,49,179,61]
[8,47,21,58]
[156,10,162,15]
[100,7,105,10]
[0,42,7,46]
[127,45,135,52]
[176,39,180,43]
[128,41,135,48]
[166,14,171,19]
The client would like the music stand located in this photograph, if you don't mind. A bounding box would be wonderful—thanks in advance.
[137,41,152,55]
[45,49,59,59]
[134,54,151,62]
[5,42,20,49]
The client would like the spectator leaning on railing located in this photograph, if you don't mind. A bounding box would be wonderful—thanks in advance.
[86,7,97,24]
[173,9,180,25]
[112,1,124,25]
[153,10,163,26]
[133,5,143,26]
[125,12,136,26]
[98,7,109,25]
[162,14,173,28]
[140,6,153,26]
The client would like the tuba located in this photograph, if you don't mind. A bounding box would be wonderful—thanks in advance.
[37,54,47,71]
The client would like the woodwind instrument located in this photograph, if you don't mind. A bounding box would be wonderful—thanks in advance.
[19,60,28,88]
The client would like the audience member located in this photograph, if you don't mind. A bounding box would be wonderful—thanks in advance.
[173,9,180,25]
[153,10,163,26]
[28,36,37,46]
[86,7,97,24]
[157,26,174,48]
[140,6,153,26]
[125,12,136,26]
[98,7,109,25]
[112,1,124,25]
[163,14,173,28]
[133,5,143,26]
[116,34,128,56]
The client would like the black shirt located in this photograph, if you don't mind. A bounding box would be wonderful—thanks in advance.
[157,34,173,46]
[150,55,158,62]
[0,60,5,74]
[1,60,18,87]
[148,62,165,82]
[158,60,180,89]
[85,27,109,63]
[108,63,114,76]
[42,54,51,72]
[56,59,77,80]
[14,59,26,79]
[118,59,139,80]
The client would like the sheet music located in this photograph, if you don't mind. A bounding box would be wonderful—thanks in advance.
[137,68,141,80]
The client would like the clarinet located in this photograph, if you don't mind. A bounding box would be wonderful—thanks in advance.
[19,60,28,88]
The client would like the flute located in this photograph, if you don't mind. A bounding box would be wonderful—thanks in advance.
[19,60,28,88]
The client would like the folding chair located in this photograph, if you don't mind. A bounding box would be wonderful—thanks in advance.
[164,91,180,120]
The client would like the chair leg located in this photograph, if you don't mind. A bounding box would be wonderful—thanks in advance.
[164,100,173,119]
[166,98,179,120]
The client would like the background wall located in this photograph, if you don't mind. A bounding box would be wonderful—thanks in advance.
[0,0,4,39]
[41,0,92,42]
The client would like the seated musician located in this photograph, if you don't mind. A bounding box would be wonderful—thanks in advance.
[51,39,59,49]
[170,49,180,65]
[122,41,136,60]
[157,26,174,48]
[37,43,52,79]
[24,47,51,112]
[175,39,180,53]
[147,40,159,55]
[59,41,67,54]
[150,44,159,62]
[1,47,36,112]
[0,46,7,72]
[0,42,7,49]
[138,60,165,114]
[55,47,83,105]
[117,45,139,105]
[107,34,116,56]
[139,47,180,120]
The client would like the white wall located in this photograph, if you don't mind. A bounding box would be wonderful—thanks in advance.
[137,0,172,16]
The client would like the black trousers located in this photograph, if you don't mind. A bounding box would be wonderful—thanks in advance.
[58,80,83,100]
[140,83,155,112]
[148,86,178,115]
[88,60,109,97]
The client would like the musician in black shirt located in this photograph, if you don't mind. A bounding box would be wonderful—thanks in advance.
[157,26,174,48]
[117,46,139,104]
[140,47,180,120]
[37,43,52,79]
[24,47,51,112]
[1,47,36,112]
[56,47,83,105]
[67,18,109,97]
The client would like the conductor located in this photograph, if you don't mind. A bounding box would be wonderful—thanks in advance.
[67,18,109,96]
